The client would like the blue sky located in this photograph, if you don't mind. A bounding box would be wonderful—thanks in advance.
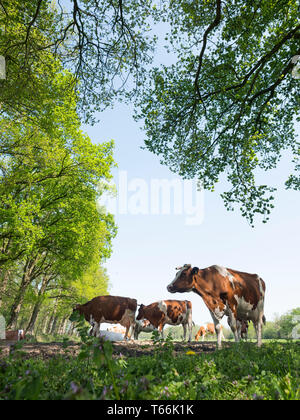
[83,102,300,327]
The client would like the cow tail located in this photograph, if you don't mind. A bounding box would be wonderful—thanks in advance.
[262,315,266,325]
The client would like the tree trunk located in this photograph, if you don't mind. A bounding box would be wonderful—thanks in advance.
[46,298,58,334]
[41,315,50,334]
[26,276,50,334]
[68,324,75,336]
[0,269,10,310]
[59,318,68,335]
[50,316,59,335]
[7,258,38,328]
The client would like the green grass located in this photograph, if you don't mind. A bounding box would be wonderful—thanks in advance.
[0,338,299,400]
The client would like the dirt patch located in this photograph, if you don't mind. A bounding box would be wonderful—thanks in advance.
[0,341,80,360]
[112,340,222,357]
[0,340,229,360]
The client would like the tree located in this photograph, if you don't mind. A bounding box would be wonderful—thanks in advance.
[136,0,300,224]
[0,0,159,123]
[1,123,117,327]
[0,1,118,331]
[277,307,300,339]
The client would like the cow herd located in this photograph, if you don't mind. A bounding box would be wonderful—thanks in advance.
[73,264,266,348]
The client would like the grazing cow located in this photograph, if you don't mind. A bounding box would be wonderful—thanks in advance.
[73,295,137,340]
[5,330,25,341]
[167,264,266,348]
[195,323,225,342]
[136,300,193,342]
[133,319,157,340]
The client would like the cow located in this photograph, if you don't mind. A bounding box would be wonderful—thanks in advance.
[5,330,25,341]
[133,318,157,340]
[167,264,266,348]
[195,323,225,342]
[73,295,137,340]
[136,300,193,342]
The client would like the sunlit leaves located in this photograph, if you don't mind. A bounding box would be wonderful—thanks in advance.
[137,0,300,224]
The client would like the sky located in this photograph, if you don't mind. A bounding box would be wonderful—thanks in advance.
[83,100,300,328]
[78,11,300,329]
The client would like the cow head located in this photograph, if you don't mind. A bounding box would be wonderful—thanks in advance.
[136,304,145,321]
[167,264,199,293]
[69,304,82,322]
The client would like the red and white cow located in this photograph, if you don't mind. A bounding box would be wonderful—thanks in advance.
[167,264,266,348]
[5,330,25,341]
[73,295,137,340]
[195,323,225,342]
[133,318,157,340]
[136,300,193,342]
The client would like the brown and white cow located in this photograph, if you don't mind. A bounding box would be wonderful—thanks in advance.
[167,264,266,348]
[136,300,193,342]
[195,323,225,342]
[133,318,157,340]
[73,295,137,340]
[5,330,25,341]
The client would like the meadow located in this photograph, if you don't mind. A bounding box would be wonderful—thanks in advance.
[0,331,299,400]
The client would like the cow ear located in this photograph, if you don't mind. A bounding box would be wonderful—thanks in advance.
[191,267,199,275]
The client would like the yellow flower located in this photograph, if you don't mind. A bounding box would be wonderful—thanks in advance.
[186,351,196,355]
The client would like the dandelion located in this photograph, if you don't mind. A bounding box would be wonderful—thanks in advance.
[186,350,196,355]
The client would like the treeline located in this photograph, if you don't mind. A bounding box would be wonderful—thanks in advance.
[244,308,300,340]
[162,308,300,341]
[0,1,119,335]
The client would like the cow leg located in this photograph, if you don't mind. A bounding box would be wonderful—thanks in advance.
[182,323,187,342]
[220,327,225,341]
[129,322,136,340]
[133,323,139,340]
[188,321,192,343]
[94,323,101,338]
[124,324,130,340]
[128,323,133,340]
[254,318,263,347]
[210,311,224,349]
[236,320,242,341]
[228,312,239,343]
[202,331,205,342]
[158,324,164,339]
